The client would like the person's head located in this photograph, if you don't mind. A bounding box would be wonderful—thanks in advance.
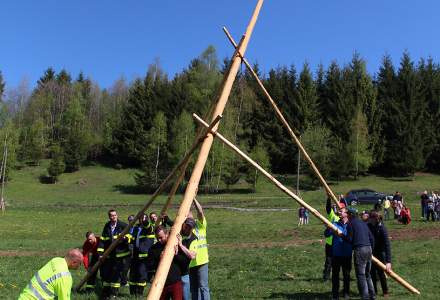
[155,225,168,244]
[128,214,135,223]
[423,190,428,195]
[338,207,348,221]
[140,214,149,225]
[369,210,382,225]
[361,210,370,222]
[347,207,358,219]
[85,231,97,244]
[65,248,83,270]
[150,212,158,223]
[181,218,196,236]
[108,209,118,223]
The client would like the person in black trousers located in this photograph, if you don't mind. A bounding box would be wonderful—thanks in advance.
[368,211,392,297]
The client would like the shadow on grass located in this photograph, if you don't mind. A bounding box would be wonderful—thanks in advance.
[39,174,54,184]
[266,291,332,299]
[113,184,146,194]
[385,177,415,182]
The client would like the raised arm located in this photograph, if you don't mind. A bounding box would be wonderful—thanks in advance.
[193,198,205,222]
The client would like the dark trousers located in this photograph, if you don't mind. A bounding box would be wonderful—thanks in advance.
[354,246,375,300]
[160,280,183,300]
[323,243,332,280]
[332,256,352,299]
[86,255,99,290]
[129,257,148,295]
[371,252,388,295]
[426,208,436,221]
[121,256,131,285]
[100,257,125,296]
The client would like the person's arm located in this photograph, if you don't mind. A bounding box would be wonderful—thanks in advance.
[368,227,375,250]
[97,227,106,256]
[177,234,196,260]
[326,197,331,215]
[382,225,392,271]
[82,241,90,270]
[193,198,205,222]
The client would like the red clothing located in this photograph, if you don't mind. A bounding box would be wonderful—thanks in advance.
[82,236,100,269]
[160,280,183,300]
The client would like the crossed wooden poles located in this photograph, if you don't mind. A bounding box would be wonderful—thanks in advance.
[76,0,420,297]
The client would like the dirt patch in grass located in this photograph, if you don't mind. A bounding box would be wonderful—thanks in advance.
[389,226,440,241]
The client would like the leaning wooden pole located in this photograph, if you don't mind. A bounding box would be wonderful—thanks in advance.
[223,27,341,207]
[193,113,420,295]
[75,115,222,291]
[146,1,264,299]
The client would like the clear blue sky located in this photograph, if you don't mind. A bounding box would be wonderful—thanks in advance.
[1,0,439,89]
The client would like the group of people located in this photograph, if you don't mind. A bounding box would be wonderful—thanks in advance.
[323,198,392,300]
[81,198,210,300]
[420,190,440,221]
[381,191,411,224]
[297,206,309,225]
[19,198,210,300]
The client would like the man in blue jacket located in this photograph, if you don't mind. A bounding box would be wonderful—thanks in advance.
[325,206,352,300]
[347,208,376,300]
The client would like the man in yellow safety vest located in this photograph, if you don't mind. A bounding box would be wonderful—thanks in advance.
[18,248,83,300]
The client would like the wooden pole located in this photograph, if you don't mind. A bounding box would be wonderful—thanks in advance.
[146,1,264,299]
[193,113,421,295]
[75,115,222,291]
[222,27,341,207]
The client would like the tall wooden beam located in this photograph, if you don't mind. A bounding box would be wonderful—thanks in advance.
[193,113,420,295]
[222,27,341,207]
[146,1,264,298]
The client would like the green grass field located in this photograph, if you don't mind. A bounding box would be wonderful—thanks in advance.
[0,161,439,299]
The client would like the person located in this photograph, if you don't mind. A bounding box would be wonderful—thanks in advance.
[324,207,352,300]
[127,214,155,296]
[399,205,411,225]
[435,195,440,221]
[361,210,370,222]
[121,215,136,287]
[420,191,429,219]
[426,195,436,222]
[150,211,174,229]
[82,231,101,292]
[97,209,132,299]
[18,249,83,300]
[339,194,348,208]
[395,201,403,221]
[368,211,392,297]
[383,197,391,221]
[323,197,340,281]
[298,206,305,226]
[347,208,376,300]
[146,226,190,300]
[180,218,198,300]
[189,198,210,300]
[304,208,309,224]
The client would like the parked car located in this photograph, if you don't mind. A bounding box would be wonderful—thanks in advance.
[345,189,387,206]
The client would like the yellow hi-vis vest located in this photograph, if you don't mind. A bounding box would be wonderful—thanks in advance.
[189,217,209,268]
[325,210,340,246]
[18,257,72,300]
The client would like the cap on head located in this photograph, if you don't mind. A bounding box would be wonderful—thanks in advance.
[347,207,358,216]
[184,218,196,228]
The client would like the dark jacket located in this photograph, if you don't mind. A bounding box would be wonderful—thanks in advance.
[347,217,375,250]
[324,221,352,257]
[146,241,190,286]
[97,220,131,258]
[367,222,391,263]
[131,224,155,259]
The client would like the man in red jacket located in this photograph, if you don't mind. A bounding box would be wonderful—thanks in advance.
[82,231,100,292]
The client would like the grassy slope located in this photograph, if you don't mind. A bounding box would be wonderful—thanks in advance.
[0,162,438,299]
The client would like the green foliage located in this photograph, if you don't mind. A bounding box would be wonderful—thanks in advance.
[0,71,5,102]
[300,124,334,181]
[60,92,91,172]
[47,144,65,182]
[18,118,46,165]
[348,108,373,177]
[245,141,270,191]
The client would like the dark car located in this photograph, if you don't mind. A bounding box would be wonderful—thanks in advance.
[345,189,387,206]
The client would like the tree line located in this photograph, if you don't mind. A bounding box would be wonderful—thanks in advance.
[0,46,439,190]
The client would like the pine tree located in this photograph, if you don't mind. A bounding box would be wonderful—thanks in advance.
[296,62,319,130]
[0,71,5,102]
[61,93,91,172]
[47,144,65,183]
[245,141,270,192]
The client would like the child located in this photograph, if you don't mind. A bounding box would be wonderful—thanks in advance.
[298,206,305,226]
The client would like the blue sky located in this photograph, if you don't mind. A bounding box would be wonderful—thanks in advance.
[1,0,439,89]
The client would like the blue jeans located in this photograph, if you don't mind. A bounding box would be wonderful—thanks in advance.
[182,274,190,300]
[190,263,210,300]
[354,246,375,300]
